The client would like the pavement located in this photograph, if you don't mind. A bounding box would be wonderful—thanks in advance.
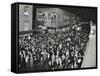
[81,34,96,68]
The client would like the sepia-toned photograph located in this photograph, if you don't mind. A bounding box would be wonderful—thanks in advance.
[11,3,97,73]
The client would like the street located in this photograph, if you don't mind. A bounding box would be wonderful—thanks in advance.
[81,34,96,68]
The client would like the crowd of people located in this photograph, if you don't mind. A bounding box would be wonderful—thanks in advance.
[19,24,90,71]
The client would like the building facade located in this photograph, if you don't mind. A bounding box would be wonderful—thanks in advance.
[36,8,76,28]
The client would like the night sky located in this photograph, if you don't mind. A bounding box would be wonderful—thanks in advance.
[62,6,97,23]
